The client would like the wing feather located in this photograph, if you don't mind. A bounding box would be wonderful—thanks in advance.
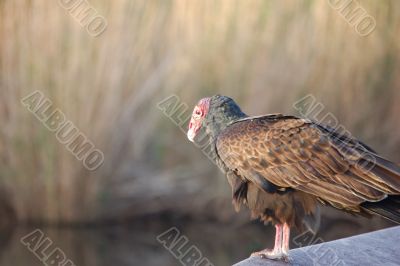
[216,115,400,210]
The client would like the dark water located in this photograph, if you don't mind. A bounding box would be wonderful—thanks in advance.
[0,211,394,266]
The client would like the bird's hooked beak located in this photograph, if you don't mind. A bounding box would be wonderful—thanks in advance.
[187,119,200,142]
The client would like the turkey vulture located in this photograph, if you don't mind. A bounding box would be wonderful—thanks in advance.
[187,95,400,260]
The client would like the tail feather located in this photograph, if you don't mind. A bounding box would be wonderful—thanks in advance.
[361,195,400,224]
[358,154,400,192]
[357,154,400,223]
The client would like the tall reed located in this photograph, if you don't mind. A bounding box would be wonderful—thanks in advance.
[0,0,399,224]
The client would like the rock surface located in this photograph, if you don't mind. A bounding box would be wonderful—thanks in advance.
[234,226,400,266]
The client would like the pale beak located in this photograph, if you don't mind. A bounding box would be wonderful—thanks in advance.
[187,129,195,142]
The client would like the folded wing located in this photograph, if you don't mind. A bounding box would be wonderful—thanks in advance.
[216,114,400,212]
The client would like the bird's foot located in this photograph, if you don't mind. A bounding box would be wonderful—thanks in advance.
[251,249,289,262]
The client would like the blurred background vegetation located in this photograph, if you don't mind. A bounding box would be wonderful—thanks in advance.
[0,0,399,265]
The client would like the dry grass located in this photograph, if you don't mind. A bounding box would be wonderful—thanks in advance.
[0,0,399,224]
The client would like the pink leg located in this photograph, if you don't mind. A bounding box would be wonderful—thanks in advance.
[251,224,287,260]
[273,224,283,253]
[282,223,290,255]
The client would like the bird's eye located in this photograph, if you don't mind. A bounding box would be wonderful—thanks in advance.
[194,109,202,118]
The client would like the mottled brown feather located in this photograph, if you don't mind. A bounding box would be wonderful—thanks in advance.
[216,115,400,215]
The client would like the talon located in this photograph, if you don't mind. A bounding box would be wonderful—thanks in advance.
[250,249,288,261]
[283,255,290,263]
[251,249,272,258]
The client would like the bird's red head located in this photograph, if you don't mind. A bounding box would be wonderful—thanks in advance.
[187,97,210,142]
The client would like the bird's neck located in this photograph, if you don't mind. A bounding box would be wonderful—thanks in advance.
[204,109,247,142]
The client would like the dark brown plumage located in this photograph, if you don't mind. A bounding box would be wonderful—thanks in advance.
[187,95,400,260]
